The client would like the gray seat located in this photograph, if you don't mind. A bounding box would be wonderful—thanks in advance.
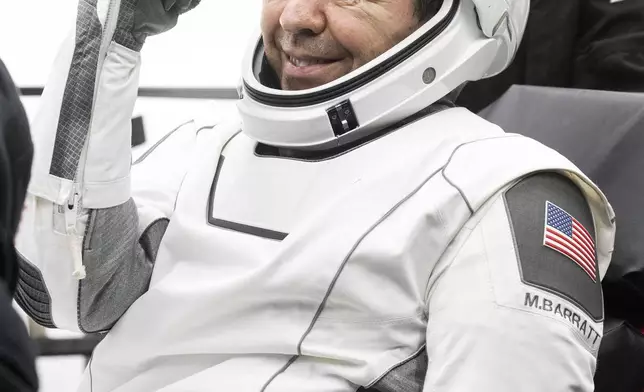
[481,85,644,392]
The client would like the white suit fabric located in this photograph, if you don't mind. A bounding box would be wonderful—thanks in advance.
[14,2,615,392]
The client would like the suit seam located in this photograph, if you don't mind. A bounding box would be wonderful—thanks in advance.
[132,119,195,166]
[172,124,223,213]
[440,133,524,215]
[316,311,422,325]
[261,166,445,389]
[441,169,473,214]
[259,356,298,392]
[261,134,526,389]
[78,206,98,333]
[364,344,427,388]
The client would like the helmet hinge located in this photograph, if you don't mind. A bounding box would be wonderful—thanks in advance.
[327,100,359,136]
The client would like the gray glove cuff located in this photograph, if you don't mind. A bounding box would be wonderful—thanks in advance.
[114,0,148,51]
[113,0,201,52]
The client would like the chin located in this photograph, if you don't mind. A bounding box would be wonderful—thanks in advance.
[281,79,324,91]
[282,72,350,91]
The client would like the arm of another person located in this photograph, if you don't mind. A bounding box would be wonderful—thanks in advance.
[0,54,38,392]
[14,0,201,334]
[423,173,605,391]
[0,282,38,392]
[574,0,644,91]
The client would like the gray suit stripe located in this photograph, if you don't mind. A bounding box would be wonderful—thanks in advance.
[113,0,143,51]
[49,0,102,179]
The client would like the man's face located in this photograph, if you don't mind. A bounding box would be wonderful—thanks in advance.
[262,0,421,91]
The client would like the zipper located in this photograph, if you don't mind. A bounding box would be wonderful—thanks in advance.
[76,0,119,194]
[66,184,86,279]
[66,0,120,280]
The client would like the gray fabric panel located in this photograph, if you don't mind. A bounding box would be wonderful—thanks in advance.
[14,254,55,328]
[358,348,427,392]
[49,0,102,179]
[113,0,143,51]
[504,173,603,321]
[79,199,168,333]
[139,218,169,262]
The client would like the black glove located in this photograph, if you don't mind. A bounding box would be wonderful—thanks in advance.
[114,0,202,51]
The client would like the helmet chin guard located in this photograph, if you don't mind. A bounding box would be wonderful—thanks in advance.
[237,0,529,150]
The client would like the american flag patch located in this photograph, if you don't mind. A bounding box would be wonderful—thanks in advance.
[543,201,597,282]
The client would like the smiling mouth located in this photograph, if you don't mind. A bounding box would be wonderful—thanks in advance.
[287,55,338,67]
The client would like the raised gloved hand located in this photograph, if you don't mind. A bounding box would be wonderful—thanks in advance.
[114,0,202,51]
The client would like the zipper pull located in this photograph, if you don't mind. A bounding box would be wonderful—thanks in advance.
[70,236,86,280]
[64,187,78,234]
[65,186,86,280]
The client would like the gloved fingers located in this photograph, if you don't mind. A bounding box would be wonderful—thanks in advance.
[179,0,201,14]
[134,0,179,37]
[162,0,176,11]
[161,0,200,14]
[121,0,202,50]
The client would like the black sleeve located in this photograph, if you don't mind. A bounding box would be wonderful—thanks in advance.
[574,0,644,91]
[0,58,38,391]
[0,58,33,294]
[0,282,38,392]
[593,317,644,392]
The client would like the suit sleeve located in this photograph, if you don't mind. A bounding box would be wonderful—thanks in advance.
[13,1,200,334]
[423,173,604,391]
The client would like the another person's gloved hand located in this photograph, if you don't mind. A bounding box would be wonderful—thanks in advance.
[115,0,202,51]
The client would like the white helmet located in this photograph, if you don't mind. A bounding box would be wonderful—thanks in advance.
[237,0,530,150]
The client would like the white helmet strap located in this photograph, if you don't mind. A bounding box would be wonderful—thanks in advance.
[472,0,510,38]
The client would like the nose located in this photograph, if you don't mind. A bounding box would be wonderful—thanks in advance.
[279,0,327,36]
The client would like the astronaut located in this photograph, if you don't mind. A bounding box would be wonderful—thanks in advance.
[15,0,616,391]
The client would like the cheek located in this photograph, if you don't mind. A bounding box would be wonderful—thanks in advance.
[323,13,371,63]
[326,7,417,69]
[261,1,284,65]
[332,23,386,67]
[260,1,282,40]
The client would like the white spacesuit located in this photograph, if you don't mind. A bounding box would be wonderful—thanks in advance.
[15,0,616,391]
